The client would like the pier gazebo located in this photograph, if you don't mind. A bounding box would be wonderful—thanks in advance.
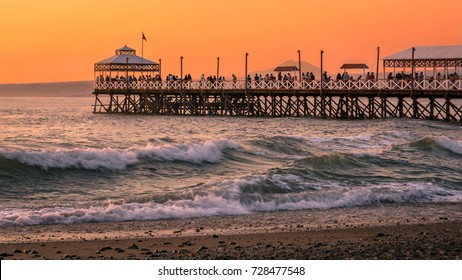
[383,45,462,79]
[94,46,159,89]
[340,64,369,79]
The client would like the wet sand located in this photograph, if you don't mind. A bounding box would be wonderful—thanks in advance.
[1,203,461,260]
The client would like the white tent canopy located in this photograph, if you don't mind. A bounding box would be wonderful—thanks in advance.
[384,45,462,61]
[382,45,462,78]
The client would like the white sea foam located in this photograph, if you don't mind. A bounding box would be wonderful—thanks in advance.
[433,136,462,155]
[136,139,241,163]
[236,175,462,212]
[0,148,138,170]
[0,183,250,226]
[1,175,461,226]
[0,139,241,170]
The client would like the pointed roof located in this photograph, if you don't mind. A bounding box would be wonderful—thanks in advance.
[340,64,369,69]
[274,66,299,72]
[95,46,158,65]
[384,45,462,60]
[116,45,135,52]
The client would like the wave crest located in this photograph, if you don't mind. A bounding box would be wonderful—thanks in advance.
[0,139,241,170]
[414,136,462,155]
[2,175,461,226]
[433,136,462,155]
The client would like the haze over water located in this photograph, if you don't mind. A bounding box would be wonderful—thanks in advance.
[0,97,461,227]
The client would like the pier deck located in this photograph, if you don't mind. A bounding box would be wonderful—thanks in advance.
[93,80,462,123]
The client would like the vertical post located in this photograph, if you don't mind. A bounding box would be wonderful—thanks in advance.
[411,47,416,95]
[159,59,162,81]
[320,50,325,118]
[141,33,145,63]
[429,97,435,120]
[180,56,183,80]
[320,50,324,92]
[180,56,183,90]
[180,56,184,114]
[398,97,404,118]
[446,97,451,122]
[141,35,144,79]
[297,50,301,82]
[383,61,386,80]
[125,57,129,94]
[245,53,249,91]
[217,57,220,80]
[376,47,380,82]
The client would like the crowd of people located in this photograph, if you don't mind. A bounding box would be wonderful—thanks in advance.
[243,72,318,83]
[96,70,460,89]
[97,74,163,83]
[98,71,460,84]
[386,71,460,83]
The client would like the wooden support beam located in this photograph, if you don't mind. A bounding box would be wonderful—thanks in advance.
[92,89,462,123]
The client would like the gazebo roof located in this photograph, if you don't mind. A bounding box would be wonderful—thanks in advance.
[116,45,136,52]
[95,45,158,65]
[274,66,299,72]
[96,55,157,65]
[340,63,369,69]
[384,45,462,61]
[383,45,462,68]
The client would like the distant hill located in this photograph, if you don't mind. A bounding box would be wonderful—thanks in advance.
[249,60,321,78]
[0,81,93,97]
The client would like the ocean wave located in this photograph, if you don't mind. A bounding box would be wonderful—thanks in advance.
[252,133,392,159]
[414,136,462,155]
[433,136,462,155]
[0,139,241,170]
[1,174,461,226]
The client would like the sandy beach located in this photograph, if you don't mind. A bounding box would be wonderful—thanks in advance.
[0,202,461,260]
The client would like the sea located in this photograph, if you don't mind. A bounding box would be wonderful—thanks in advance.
[0,96,461,227]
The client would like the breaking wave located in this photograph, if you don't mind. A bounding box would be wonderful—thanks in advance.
[433,136,462,155]
[0,139,241,170]
[1,174,461,226]
[414,136,462,155]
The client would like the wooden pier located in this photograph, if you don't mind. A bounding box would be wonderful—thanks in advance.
[92,45,462,123]
[93,80,462,123]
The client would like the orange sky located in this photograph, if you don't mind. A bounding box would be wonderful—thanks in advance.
[0,0,461,83]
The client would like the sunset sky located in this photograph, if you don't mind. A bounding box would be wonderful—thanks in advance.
[0,0,461,83]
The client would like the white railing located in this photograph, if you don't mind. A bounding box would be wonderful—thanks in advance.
[94,79,462,91]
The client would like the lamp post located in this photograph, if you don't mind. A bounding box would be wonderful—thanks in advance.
[180,56,183,89]
[298,50,301,82]
[411,47,416,94]
[320,50,325,118]
[320,50,324,92]
[125,57,129,93]
[159,58,162,81]
[376,47,380,81]
[245,53,249,90]
[180,56,183,80]
[217,57,220,80]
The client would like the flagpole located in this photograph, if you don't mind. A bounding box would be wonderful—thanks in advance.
[141,32,144,79]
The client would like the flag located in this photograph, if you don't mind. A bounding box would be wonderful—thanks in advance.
[142,32,147,41]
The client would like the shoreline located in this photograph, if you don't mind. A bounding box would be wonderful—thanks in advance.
[1,202,461,259]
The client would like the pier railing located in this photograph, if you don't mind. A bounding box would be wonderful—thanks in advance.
[94,79,462,91]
